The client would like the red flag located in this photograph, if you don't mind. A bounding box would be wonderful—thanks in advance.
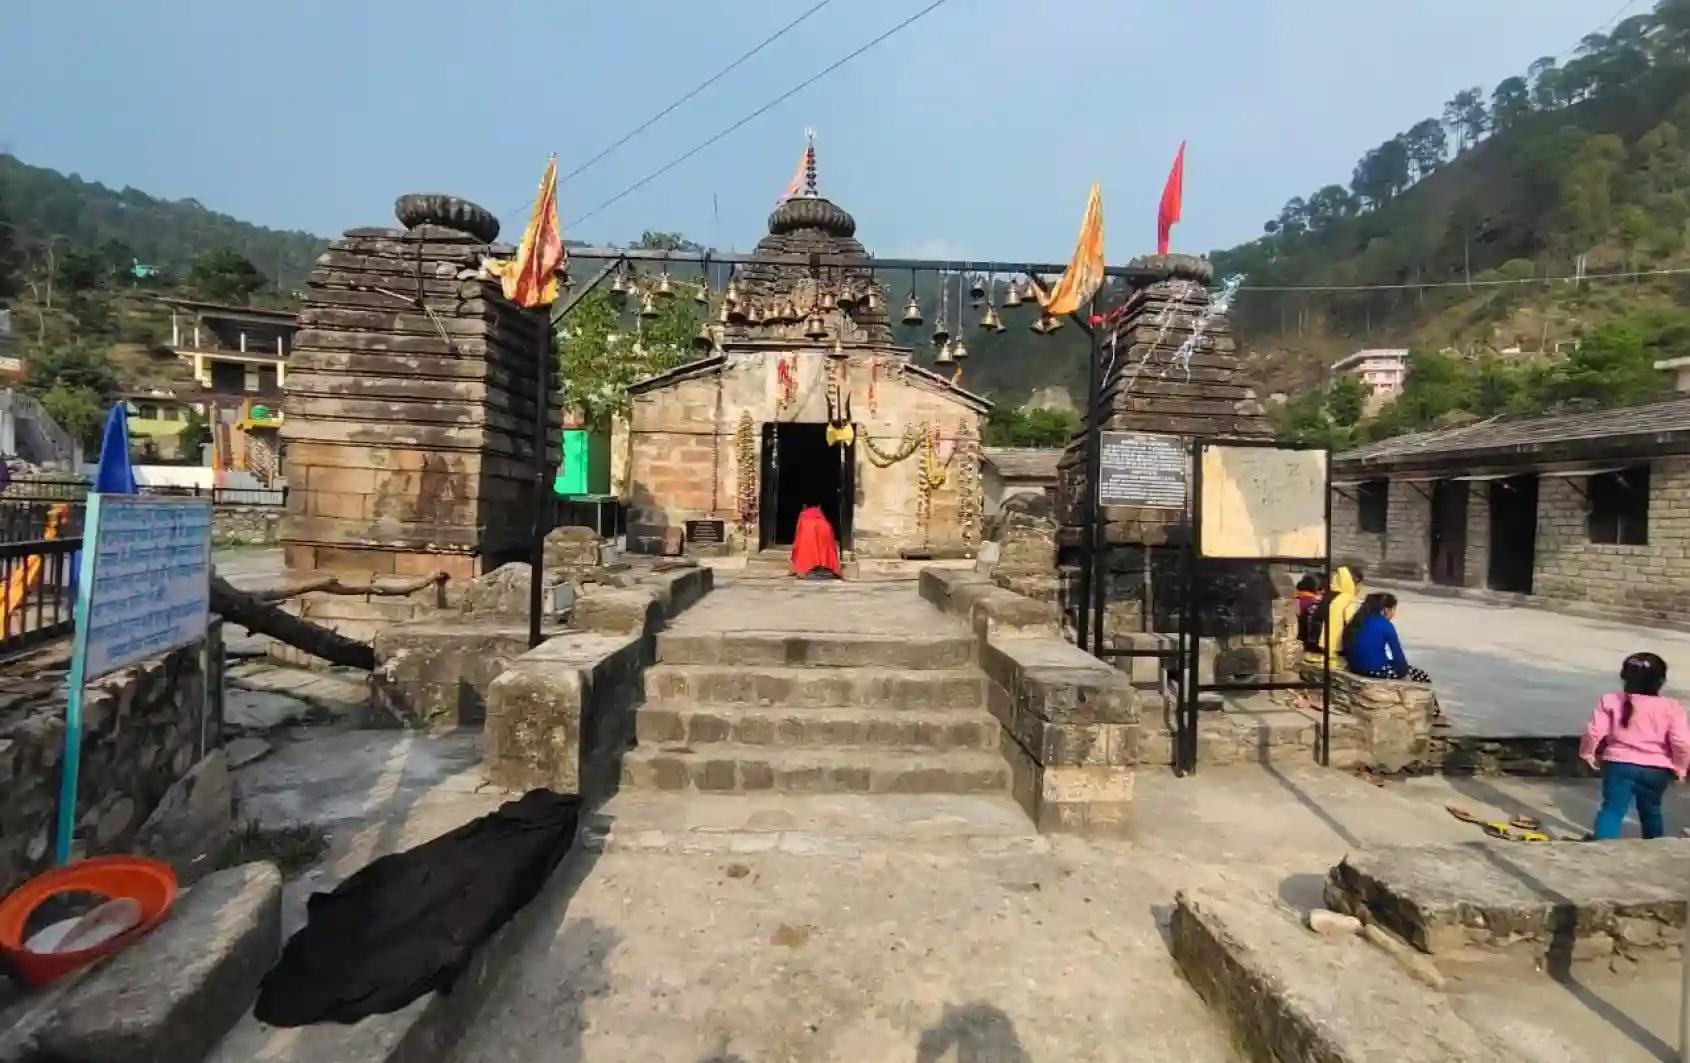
[488,157,564,307]
[1157,141,1185,255]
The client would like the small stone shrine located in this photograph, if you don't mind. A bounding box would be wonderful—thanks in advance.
[281,195,560,581]
[623,147,989,561]
[1055,254,1300,683]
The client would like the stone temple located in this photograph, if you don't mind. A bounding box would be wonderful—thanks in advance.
[621,153,990,565]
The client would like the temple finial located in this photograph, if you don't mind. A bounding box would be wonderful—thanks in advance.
[803,128,817,197]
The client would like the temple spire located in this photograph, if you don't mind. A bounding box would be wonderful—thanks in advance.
[802,128,817,197]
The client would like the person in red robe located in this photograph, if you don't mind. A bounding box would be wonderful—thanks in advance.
[790,505,842,579]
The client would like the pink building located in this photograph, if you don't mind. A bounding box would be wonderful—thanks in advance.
[1331,348,1410,411]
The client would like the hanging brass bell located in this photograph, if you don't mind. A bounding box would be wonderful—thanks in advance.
[829,333,848,360]
[980,304,1003,332]
[692,323,715,353]
[746,301,765,325]
[835,286,856,310]
[1029,313,1049,335]
[805,312,829,340]
[931,320,951,347]
[654,270,676,299]
[609,270,630,302]
[726,299,748,324]
[724,274,742,305]
[902,293,923,326]
[1003,283,1022,308]
[639,291,659,318]
[952,337,969,360]
[717,300,733,325]
[969,275,986,304]
[1022,278,1042,303]
[694,281,709,306]
[934,339,956,367]
[863,287,882,313]
[782,297,803,323]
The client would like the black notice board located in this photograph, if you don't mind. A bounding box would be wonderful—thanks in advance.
[1098,432,1187,508]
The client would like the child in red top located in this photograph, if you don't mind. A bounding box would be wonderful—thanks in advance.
[1580,652,1690,840]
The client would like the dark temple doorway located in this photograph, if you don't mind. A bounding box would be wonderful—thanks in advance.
[1429,479,1468,587]
[759,423,853,549]
[1487,474,1538,594]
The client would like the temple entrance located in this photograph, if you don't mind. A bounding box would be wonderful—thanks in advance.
[1429,479,1468,587]
[1487,475,1538,593]
[759,423,852,549]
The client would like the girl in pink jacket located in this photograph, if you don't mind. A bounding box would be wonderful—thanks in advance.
[1581,652,1690,840]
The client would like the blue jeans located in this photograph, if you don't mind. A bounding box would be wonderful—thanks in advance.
[1594,761,1675,840]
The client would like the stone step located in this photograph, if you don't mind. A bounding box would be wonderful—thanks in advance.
[635,703,1000,750]
[656,629,975,669]
[643,664,988,711]
[620,743,1011,794]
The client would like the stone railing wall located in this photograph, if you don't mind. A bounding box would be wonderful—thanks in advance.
[0,628,224,895]
[1300,666,1437,772]
[211,506,283,547]
[922,568,1137,834]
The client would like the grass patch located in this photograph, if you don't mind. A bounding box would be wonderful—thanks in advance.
[214,821,329,878]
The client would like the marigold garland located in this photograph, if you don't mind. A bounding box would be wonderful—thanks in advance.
[955,419,980,550]
[735,411,758,535]
[862,423,921,467]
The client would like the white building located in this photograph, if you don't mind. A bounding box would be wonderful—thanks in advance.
[1331,348,1410,412]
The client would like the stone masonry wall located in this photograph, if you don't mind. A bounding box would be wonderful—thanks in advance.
[1379,478,1429,580]
[211,506,283,547]
[1461,481,1490,589]
[1533,456,1690,616]
[629,350,983,558]
[1330,488,1385,573]
[0,629,224,895]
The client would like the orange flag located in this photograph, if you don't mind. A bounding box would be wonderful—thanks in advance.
[1157,142,1185,255]
[1038,182,1105,317]
[490,156,565,308]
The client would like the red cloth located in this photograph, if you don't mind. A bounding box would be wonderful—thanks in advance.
[790,506,841,577]
[1157,141,1185,255]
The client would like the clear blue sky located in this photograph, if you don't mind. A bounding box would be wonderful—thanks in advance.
[0,0,1623,263]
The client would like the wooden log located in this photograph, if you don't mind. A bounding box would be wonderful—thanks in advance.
[210,574,375,669]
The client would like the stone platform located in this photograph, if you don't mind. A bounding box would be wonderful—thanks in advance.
[1327,840,1690,961]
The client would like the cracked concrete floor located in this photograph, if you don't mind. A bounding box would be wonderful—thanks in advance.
[447,793,1242,1063]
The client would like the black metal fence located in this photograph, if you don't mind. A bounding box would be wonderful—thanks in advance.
[2,479,286,508]
[0,536,80,654]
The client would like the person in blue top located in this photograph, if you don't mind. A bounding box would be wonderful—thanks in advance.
[1341,592,1431,683]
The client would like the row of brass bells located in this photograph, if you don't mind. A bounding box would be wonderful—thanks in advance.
[931,319,951,347]
[968,276,986,305]
[654,271,676,299]
[1004,284,1023,308]
[639,291,660,319]
[980,304,1004,332]
[804,312,829,340]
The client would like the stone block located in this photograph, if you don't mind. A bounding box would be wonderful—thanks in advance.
[458,562,535,618]
[133,751,233,885]
[485,633,645,798]
[30,863,282,1063]
[369,621,532,730]
[575,588,664,637]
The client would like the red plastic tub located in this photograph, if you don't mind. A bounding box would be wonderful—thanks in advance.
[0,855,178,987]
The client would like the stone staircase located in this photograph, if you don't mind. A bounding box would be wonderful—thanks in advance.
[621,629,1010,794]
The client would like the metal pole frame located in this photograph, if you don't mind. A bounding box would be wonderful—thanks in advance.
[531,256,628,648]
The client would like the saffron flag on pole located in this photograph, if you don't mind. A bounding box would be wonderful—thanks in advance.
[1036,182,1105,317]
[487,156,565,308]
[1157,141,1186,255]
[776,129,816,206]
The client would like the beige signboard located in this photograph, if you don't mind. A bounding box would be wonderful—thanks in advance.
[1199,445,1328,559]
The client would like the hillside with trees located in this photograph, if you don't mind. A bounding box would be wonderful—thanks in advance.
[1214,0,1690,447]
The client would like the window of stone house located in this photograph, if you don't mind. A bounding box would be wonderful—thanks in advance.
[1588,466,1649,546]
[137,403,158,420]
[161,406,180,422]
[1357,480,1388,534]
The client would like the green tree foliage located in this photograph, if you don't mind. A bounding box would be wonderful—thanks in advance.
[0,153,322,290]
[28,341,117,395]
[1324,373,1368,426]
[982,406,1079,448]
[556,285,700,428]
[187,248,264,303]
[1491,77,1532,132]
[636,231,703,252]
[40,383,104,448]
[1550,324,1664,405]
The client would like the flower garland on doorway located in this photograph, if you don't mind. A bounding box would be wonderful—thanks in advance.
[954,419,980,550]
[862,423,921,467]
[735,411,758,536]
[776,354,799,409]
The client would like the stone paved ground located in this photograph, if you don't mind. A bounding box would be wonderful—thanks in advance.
[1390,587,1690,737]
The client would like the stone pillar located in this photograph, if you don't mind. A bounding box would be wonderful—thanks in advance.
[1053,254,1283,661]
[281,195,560,581]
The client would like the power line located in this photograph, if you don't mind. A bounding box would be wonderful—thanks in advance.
[561,1,831,188]
[1237,265,1690,293]
[568,0,955,229]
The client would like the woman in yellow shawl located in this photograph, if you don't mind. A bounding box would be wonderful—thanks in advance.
[1320,566,1363,665]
